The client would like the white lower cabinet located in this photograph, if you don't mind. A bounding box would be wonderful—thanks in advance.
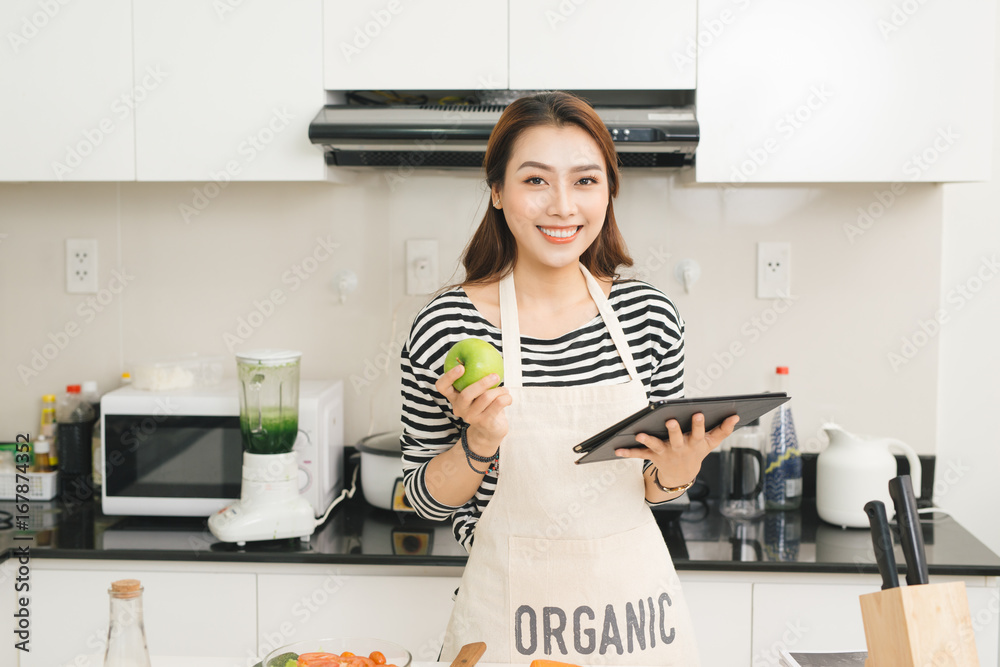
[11,561,999,666]
[679,578,752,666]
[751,577,1000,667]
[257,571,462,661]
[22,561,257,666]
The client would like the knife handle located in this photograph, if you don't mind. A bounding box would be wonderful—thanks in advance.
[888,475,929,586]
[864,500,899,590]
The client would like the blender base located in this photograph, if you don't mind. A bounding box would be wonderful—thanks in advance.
[208,451,317,544]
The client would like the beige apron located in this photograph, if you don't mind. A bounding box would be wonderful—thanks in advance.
[441,263,700,665]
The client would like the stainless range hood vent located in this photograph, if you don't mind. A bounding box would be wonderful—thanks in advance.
[308,104,698,170]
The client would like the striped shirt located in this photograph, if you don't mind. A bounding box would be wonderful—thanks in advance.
[400,279,685,552]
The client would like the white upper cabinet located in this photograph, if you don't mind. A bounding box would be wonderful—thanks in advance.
[0,0,135,181]
[509,0,697,90]
[695,0,996,183]
[133,0,326,181]
[323,0,509,90]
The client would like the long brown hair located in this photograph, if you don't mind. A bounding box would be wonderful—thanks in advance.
[461,91,633,286]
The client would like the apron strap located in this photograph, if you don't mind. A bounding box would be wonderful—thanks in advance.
[498,271,523,388]
[498,264,642,387]
[578,263,642,381]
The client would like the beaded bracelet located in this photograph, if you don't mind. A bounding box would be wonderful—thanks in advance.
[460,424,499,475]
[650,466,696,494]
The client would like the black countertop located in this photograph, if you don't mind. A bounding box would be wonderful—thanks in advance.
[3,493,999,578]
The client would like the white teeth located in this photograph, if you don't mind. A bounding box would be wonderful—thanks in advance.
[539,226,580,239]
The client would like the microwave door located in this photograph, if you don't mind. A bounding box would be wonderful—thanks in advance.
[103,414,242,516]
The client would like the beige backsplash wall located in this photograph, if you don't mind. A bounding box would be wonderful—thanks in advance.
[0,173,943,454]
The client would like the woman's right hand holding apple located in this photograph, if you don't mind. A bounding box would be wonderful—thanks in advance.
[435,365,512,458]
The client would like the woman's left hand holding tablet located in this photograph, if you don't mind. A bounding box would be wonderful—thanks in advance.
[615,413,740,488]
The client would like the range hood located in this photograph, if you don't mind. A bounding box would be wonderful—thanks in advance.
[308,104,698,169]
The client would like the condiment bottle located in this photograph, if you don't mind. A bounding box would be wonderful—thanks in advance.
[41,394,57,467]
[104,579,152,667]
[56,384,96,494]
[32,436,52,473]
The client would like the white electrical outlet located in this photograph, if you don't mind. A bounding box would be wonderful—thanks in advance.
[66,239,98,294]
[405,239,439,295]
[757,242,791,299]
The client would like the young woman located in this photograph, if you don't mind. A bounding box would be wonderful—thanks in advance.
[401,91,738,665]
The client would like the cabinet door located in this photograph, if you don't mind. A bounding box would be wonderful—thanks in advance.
[751,583,872,665]
[509,0,697,90]
[680,579,752,666]
[752,580,1000,666]
[258,573,461,660]
[22,567,257,666]
[323,0,507,90]
[0,0,135,181]
[695,0,995,183]
[133,0,326,181]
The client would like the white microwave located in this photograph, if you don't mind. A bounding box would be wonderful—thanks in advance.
[100,380,344,517]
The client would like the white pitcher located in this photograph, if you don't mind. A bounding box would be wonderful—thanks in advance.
[817,423,922,529]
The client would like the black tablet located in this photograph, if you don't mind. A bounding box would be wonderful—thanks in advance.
[573,392,790,464]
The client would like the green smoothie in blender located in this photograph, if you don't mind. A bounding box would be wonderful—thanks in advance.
[236,352,301,455]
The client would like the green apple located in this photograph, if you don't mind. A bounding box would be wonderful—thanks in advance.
[443,338,504,392]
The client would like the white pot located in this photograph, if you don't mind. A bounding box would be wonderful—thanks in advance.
[356,431,413,512]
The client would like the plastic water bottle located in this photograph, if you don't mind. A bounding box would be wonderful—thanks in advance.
[104,579,152,667]
[764,366,802,510]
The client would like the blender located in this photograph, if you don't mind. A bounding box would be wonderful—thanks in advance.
[208,350,317,545]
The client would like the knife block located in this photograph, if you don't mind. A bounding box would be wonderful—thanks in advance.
[859,581,979,667]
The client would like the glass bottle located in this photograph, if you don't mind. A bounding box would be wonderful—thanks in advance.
[764,366,802,510]
[104,579,152,667]
[32,435,52,473]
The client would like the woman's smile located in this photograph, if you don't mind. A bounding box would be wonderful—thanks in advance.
[537,225,583,243]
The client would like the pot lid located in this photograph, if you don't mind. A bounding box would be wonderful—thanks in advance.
[235,349,302,365]
[357,431,403,457]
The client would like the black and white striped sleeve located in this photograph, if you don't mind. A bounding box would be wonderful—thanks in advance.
[399,302,465,522]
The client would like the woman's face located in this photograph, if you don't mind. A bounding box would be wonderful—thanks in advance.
[495,124,609,272]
